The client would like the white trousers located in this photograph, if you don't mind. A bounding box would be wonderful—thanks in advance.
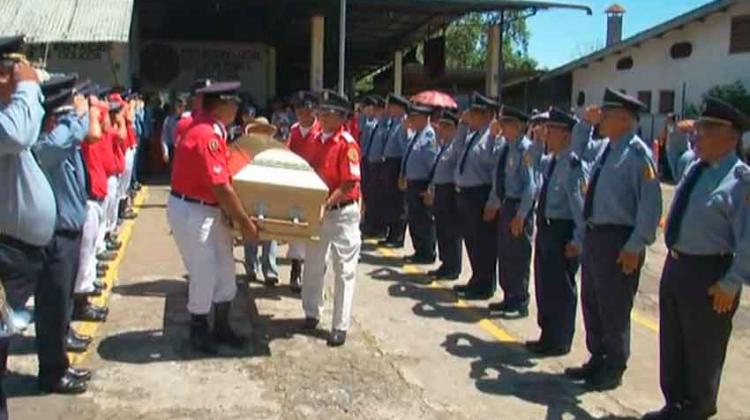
[167,195,237,315]
[302,203,361,331]
[75,200,104,293]
[287,242,306,260]
[119,147,136,200]
[105,175,120,233]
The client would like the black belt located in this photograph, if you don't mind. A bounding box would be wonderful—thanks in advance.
[55,229,82,237]
[503,197,521,204]
[170,191,219,207]
[540,217,573,226]
[586,222,632,231]
[0,234,42,251]
[455,185,490,193]
[326,200,356,211]
[668,248,733,262]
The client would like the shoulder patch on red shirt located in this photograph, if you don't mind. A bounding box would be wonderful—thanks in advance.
[348,147,359,163]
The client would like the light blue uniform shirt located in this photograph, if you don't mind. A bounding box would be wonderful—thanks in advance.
[675,148,697,182]
[365,117,389,163]
[430,138,460,185]
[588,132,663,253]
[571,120,607,163]
[539,149,589,249]
[672,153,750,294]
[383,116,409,159]
[666,129,692,181]
[359,116,378,160]
[0,81,56,246]
[34,112,90,232]
[402,124,437,181]
[487,135,539,218]
[454,125,501,189]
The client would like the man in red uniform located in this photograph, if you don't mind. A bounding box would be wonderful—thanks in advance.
[301,90,361,347]
[175,79,213,146]
[285,91,320,292]
[167,81,259,354]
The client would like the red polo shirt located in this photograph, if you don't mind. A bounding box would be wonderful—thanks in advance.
[287,119,320,164]
[81,139,110,200]
[171,116,230,204]
[108,128,126,175]
[309,126,361,202]
[175,110,202,145]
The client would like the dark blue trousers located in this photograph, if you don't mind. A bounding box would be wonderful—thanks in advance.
[0,235,47,420]
[433,183,462,275]
[379,158,406,244]
[36,230,82,384]
[498,199,533,304]
[364,162,387,236]
[456,186,497,293]
[581,225,642,370]
[406,180,436,259]
[534,219,579,348]
[659,251,738,419]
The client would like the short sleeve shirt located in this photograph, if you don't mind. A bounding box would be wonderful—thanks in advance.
[287,120,321,164]
[309,127,361,202]
[171,116,230,204]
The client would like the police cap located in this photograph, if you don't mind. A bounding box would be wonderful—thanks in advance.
[408,103,433,116]
[41,74,78,96]
[386,93,410,110]
[499,104,529,123]
[698,97,750,133]
[469,92,499,112]
[545,107,577,130]
[196,81,241,102]
[318,89,352,115]
[602,88,647,114]
[290,90,318,109]
[437,109,459,126]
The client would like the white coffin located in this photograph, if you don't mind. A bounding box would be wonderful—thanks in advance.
[230,134,329,242]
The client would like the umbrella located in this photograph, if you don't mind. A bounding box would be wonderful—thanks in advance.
[410,90,457,110]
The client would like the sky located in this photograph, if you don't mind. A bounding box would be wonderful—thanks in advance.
[526,0,712,69]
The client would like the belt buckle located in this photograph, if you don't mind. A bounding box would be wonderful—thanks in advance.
[670,249,679,259]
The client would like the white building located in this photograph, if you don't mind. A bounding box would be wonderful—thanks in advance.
[537,0,750,139]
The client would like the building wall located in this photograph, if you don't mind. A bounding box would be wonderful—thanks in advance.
[30,43,131,88]
[571,2,750,140]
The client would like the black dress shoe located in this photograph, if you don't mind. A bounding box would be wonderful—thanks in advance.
[213,302,246,349]
[427,267,445,277]
[583,366,624,391]
[97,262,109,271]
[488,300,529,317]
[642,405,680,420]
[78,287,103,298]
[462,290,494,300]
[97,251,117,261]
[524,339,546,353]
[327,329,347,347]
[190,315,218,355]
[120,210,137,220]
[382,241,404,249]
[289,260,302,293]
[302,317,319,330]
[67,367,92,382]
[290,277,302,294]
[93,280,108,291]
[404,255,436,265]
[69,329,93,344]
[264,277,279,287]
[96,269,106,278]
[73,304,108,322]
[107,238,123,249]
[564,358,604,380]
[39,372,88,394]
[65,333,90,353]
[525,340,569,356]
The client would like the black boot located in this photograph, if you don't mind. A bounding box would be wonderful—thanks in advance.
[190,314,218,354]
[290,260,302,293]
[213,302,246,348]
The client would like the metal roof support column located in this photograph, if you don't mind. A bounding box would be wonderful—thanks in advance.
[338,0,347,95]
[311,14,325,91]
[394,50,403,96]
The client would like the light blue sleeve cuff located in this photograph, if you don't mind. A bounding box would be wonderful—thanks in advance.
[623,237,647,254]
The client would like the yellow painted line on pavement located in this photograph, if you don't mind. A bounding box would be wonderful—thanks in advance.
[631,310,659,332]
[68,187,149,366]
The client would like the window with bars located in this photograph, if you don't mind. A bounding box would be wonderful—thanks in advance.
[730,15,750,54]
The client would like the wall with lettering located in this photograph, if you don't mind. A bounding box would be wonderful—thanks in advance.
[27,43,131,88]
[136,41,275,107]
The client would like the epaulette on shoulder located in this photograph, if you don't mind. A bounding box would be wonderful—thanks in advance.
[341,130,356,144]
[212,123,224,138]
[569,152,582,169]
[627,137,649,155]
[734,164,750,183]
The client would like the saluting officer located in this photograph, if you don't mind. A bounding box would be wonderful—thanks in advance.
[526,107,588,356]
[359,95,386,238]
[0,35,55,420]
[565,88,662,391]
[400,103,438,263]
[378,94,410,248]
[301,90,362,347]
[425,110,463,280]
[168,81,259,354]
[453,93,502,299]
[644,98,750,420]
[485,105,539,316]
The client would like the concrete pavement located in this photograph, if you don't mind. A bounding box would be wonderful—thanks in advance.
[6,184,750,420]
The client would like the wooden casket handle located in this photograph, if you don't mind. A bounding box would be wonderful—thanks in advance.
[251,216,310,228]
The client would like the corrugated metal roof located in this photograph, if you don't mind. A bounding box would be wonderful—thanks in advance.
[0,0,134,43]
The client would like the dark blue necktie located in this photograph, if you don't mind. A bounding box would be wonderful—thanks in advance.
[537,156,557,223]
[363,120,380,160]
[380,119,395,161]
[664,161,709,249]
[427,144,448,184]
[582,144,611,221]
[458,131,482,174]
[401,128,426,176]
[494,145,510,200]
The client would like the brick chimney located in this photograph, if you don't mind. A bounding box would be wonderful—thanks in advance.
[606,4,626,47]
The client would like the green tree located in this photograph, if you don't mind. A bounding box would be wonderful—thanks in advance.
[444,11,537,72]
